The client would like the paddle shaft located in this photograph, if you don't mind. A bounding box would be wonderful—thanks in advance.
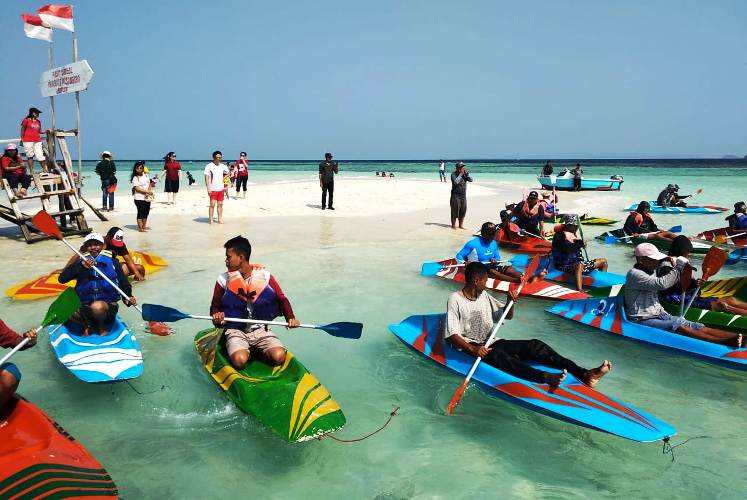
[577,221,590,261]
[615,228,673,241]
[189,314,321,330]
[0,323,63,365]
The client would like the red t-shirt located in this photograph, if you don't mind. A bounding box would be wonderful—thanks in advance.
[1,155,26,177]
[21,118,42,142]
[236,159,249,177]
[163,160,182,181]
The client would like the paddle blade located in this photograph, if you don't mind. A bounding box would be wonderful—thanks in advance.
[31,210,62,239]
[701,246,729,281]
[318,322,362,339]
[41,288,80,327]
[421,262,446,277]
[524,255,541,282]
[604,235,618,244]
[669,225,682,234]
[445,380,469,415]
[141,303,191,323]
[695,188,703,194]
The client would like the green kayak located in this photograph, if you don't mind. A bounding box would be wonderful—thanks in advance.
[596,229,711,254]
[194,328,346,442]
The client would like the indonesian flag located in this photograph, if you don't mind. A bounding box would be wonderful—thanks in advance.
[21,14,52,42]
[38,4,75,32]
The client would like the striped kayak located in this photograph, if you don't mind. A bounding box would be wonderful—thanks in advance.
[389,314,675,442]
[693,227,747,247]
[624,202,728,214]
[433,258,589,301]
[495,227,551,254]
[48,317,144,383]
[596,229,711,254]
[0,396,118,499]
[509,255,626,288]
[544,214,618,226]
[194,328,346,442]
[546,295,747,369]
[5,250,168,301]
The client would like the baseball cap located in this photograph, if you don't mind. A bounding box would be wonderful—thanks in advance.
[101,150,112,158]
[528,191,539,199]
[5,143,17,150]
[106,227,125,247]
[84,232,105,244]
[29,107,43,114]
[634,242,668,260]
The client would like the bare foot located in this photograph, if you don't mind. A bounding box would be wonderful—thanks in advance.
[451,225,456,230]
[735,333,743,349]
[528,270,548,283]
[584,360,612,388]
[458,226,465,229]
[544,369,567,389]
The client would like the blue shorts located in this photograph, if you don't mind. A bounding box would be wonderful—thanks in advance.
[634,313,704,332]
[0,362,21,382]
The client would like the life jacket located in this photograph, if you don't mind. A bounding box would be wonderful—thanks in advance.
[551,227,582,267]
[74,250,121,305]
[726,213,747,230]
[517,201,542,227]
[218,264,281,330]
[626,211,655,233]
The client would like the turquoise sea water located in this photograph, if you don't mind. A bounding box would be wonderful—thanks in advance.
[2,160,746,498]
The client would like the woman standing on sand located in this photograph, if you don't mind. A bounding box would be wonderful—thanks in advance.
[162,152,181,204]
[131,161,153,232]
[235,152,249,199]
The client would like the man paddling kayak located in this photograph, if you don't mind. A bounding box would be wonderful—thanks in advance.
[445,262,612,389]
[624,243,743,347]
[551,214,608,291]
[726,201,747,230]
[623,201,677,242]
[1,321,37,408]
[210,236,300,368]
[58,233,137,336]
[656,184,691,208]
[62,227,146,281]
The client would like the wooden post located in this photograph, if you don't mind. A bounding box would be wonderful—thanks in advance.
[73,34,82,189]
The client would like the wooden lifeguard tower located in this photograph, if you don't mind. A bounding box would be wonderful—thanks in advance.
[1,130,92,243]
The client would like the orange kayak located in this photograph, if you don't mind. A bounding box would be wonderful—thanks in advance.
[495,227,551,254]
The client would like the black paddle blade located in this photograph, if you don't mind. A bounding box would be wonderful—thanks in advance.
[319,322,362,339]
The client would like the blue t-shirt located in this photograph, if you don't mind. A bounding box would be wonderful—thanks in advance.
[456,237,501,263]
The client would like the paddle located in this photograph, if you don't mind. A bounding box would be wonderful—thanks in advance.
[421,259,513,277]
[714,232,746,245]
[577,218,591,261]
[604,225,682,244]
[141,303,362,339]
[509,223,545,241]
[445,255,541,415]
[0,288,80,365]
[682,246,729,317]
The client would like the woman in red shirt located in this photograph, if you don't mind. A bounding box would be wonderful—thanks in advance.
[161,151,182,204]
[20,107,47,173]
[1,144,32,198]
[235,151,249,199]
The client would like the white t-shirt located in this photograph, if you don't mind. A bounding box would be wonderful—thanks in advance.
[131,174,151,201]
[204,162,229,192]
[439,161,446,171]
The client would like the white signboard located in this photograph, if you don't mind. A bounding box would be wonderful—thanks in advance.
[39,60,94,97]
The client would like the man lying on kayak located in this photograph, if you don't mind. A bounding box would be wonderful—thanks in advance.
[210,236,299,369]
[624,243,743,347]
[658,236,747,316]
[445,262,612,389]
[58,233,137,336]
[0,320,37,408]
[726,201,747,230]
[623,201,677,242]
[551,214,608,291]
[456,222,542,283]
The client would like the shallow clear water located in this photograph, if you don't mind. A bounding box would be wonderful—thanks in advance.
[3,162,746,498]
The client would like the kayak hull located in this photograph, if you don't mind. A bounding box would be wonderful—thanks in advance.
[48,316,144,383]
[389,314,675,442]
[538,176,623,191]
[546,296,747,369]
[544,214,618,226]
[624,203,728,214]
[0,396,118,499]
[694,227,747,247]
[596,230,711,254]
[5,250,168,301]
[510,255,626,288]
[194,328,346,442]
[495,228,552,254]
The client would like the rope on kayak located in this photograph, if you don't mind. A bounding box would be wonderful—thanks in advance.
[661,435,709,462]
[125,380,169,395]
[322,406,400,443]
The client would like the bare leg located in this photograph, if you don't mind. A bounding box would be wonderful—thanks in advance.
[584,360,612,388]
[677,325,742,347]
[451,217,457,230]
[217,201,224,224]
[715,297,747,316]
[88,301,111,336]
[458,217,465,229]
[264,347,287,366]
[230,349,250,370]
[208,199,215,224]
[595,258,608,272]
[574,262,584,291]
[488,267,522,283]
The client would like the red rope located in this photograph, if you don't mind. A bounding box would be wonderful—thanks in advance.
[321,406,400,443]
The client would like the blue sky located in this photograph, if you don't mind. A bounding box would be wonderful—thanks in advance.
[1,1,745,159]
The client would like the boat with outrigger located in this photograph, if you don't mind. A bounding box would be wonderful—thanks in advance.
[538,171,623,191]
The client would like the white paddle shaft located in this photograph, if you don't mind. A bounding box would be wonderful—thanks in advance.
[0,323,63,365]
[189,314,318,329]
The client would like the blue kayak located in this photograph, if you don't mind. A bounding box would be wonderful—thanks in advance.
[546,296,747,370]
[49,316,144,383]
[388,314,676,442]
[624,202,728,214]
[511,255,626,288]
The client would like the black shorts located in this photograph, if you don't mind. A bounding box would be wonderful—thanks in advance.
[134,199,151,219]
[557,260,596,274]
[164,178,179,193]
[450,194,467,219]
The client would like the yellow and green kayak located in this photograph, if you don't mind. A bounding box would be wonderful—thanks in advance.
[5,250,167,301]
[194,328,346,442]
[544,214,617,225]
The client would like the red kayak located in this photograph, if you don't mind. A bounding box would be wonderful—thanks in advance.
[0,396,118,499]
[495,227,551,254]
[693,227,747,247]
[434,259,589,301]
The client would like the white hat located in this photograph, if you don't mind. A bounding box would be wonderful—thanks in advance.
[101,150,112,158]
[84,232,105,244]
[634,242,667,260]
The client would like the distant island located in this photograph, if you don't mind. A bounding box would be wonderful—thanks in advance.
[720,155,745,159]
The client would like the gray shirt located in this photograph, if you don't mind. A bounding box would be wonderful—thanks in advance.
[446,290,505,344]
[623,261,684,319]
[450,171,473,196]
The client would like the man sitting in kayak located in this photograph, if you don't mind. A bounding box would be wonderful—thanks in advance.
[551,214,608,291]
[539,191,558,220]
[456,222,542,283]
[511,191,546,237]
[1,320,37,408]
[658,236,747,316]
[726,201,747,230]
[59,233,137,336]
[62,226,146,281]
[623,201,677,242]
[446,262,611,389]
[210,236,300,369]
[624,243,743,347]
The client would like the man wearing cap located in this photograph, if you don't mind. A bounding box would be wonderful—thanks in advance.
[571,163,583,191]
[511,191,546,237]
[1,144,32,198]
[624,243,743,347]
[623,201,676,242]
[95,151,117,211]
[319,152,339,210]
[726,201,747,230]
[456,222,528,283]
[551,214,608,291]
[204,150,229,224]
[59,232,136,336]
[656,184,676,207]
[450,162,472,229]
[20,107,48,174]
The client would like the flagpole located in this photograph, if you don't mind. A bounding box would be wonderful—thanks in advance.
[73,31,82,191]
[48,42,56,132]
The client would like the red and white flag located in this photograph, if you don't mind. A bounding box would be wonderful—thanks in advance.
[21,14,52,42]
[38,4,75,32]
